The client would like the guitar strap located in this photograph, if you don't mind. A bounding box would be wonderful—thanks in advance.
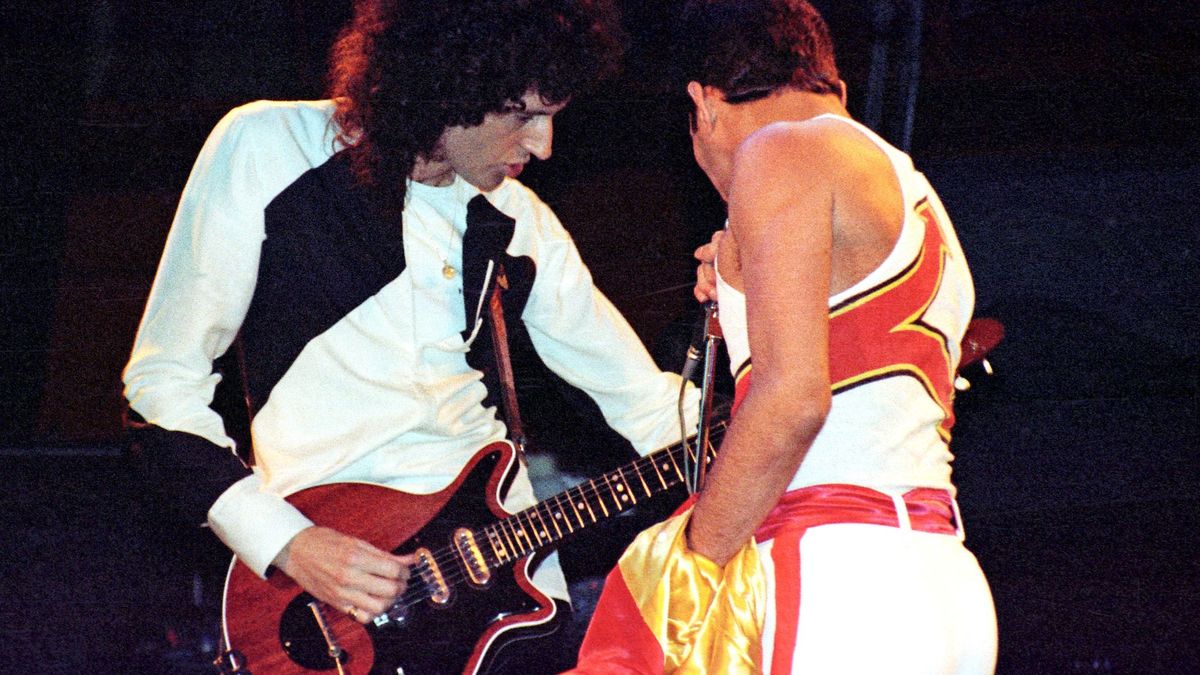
[487,263,529,465]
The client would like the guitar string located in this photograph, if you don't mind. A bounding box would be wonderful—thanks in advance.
[388,463,680,613]
[385,450,690,613]
[400,457,679,603]
[408,426,722,595]
[421,433,707,575]
[399,425,724,607]
[385,429,725,612]
[391,474,706,611]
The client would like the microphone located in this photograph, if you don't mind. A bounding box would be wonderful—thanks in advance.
[680,301,718,382]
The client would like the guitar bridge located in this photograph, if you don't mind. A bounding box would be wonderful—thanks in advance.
[453,528,491,587]
[415,548,451,604]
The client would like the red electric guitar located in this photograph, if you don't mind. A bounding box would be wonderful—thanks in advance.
[220,428,721,674]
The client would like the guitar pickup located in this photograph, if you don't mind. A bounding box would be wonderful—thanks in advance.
[415,548,451,604]
[453,528,491,587]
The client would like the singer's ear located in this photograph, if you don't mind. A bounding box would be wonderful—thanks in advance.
[687,82,719,131]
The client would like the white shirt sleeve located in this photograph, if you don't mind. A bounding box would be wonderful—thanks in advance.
[519,204,699,454]
[209,472,315,578]
[123,107,263,447]
[121,105,312,578]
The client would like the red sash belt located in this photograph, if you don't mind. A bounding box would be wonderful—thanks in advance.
[754,483,959,543]
[753,484,960,675]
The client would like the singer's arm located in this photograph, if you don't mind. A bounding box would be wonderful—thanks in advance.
[686,125,833,566]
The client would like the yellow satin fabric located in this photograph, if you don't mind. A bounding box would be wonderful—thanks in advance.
[616,508,767,673]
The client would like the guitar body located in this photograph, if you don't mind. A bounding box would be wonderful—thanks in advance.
[222,441,561,674]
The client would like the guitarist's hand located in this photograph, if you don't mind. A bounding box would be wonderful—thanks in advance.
[273,525,418,623]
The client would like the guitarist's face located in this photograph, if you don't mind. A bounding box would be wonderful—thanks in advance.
[427,91,569,192]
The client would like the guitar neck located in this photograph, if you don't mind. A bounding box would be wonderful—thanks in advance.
[479,423,725,569]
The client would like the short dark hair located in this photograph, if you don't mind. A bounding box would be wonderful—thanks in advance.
[329,0,620,205]
[676,0,840,103]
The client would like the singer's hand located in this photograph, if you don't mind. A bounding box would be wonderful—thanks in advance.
[693,230,724,303]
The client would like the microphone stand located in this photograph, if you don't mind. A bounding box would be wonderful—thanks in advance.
[692,301,722,492]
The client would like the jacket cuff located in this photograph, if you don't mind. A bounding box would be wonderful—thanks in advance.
[208,473,314,578]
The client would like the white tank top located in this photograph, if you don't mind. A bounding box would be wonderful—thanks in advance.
[715,114,974,494]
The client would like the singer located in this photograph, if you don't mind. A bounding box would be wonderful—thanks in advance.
[574,1,997,672]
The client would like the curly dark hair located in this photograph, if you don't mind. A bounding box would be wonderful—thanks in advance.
[675,0,840,103]
[328,0,620,206]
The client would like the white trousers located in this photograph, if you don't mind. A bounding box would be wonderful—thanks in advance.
[758,523,997,674]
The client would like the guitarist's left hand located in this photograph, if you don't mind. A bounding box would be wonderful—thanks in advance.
[273,525,419,623]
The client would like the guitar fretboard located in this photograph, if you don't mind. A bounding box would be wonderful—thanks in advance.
[481,424,724,567]
[392,424,725,612]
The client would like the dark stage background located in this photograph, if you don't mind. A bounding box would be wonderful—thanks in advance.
[3,1,1198,673]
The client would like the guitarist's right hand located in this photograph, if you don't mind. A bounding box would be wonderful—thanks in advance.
[272,525,419,623]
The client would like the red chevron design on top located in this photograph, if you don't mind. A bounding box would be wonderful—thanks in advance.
[730,199,958,441]
[827,198,956,439]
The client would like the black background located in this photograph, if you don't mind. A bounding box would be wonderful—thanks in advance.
[2,1,1197,672]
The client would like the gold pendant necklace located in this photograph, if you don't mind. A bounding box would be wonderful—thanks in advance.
[442,222,461,279]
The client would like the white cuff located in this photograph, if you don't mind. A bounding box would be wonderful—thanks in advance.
[207,472,314,578]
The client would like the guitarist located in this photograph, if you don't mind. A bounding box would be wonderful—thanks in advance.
[122,1,697,671]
